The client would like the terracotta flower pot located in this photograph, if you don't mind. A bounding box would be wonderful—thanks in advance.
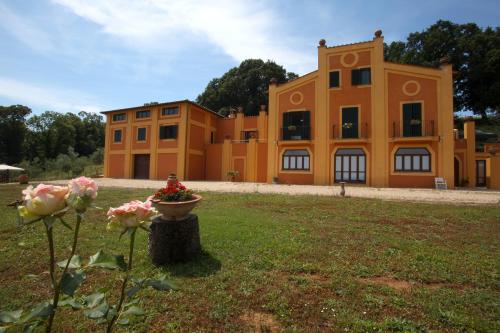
[152,194,202,221]
[19,174,29,185]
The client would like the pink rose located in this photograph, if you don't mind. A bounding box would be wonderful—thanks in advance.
[18,184,68,220]
[107,199,156,230]
[68,176,98,199]
[66,177,98,213]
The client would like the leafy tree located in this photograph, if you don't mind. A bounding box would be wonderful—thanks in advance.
[196,59,299,116]
[384,20,500,117]
[25,111,105,161]
[0,105,31,164]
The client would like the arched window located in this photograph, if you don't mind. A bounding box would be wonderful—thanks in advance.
[282,150,310,171]
[394,148,430,172]
[335,148,365,183]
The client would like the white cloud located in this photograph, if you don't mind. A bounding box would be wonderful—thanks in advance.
[52,0,315,73]
[0,77,105,113]
[0,3,54,54]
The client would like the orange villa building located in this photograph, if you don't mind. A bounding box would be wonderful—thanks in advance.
[102,31,500,189]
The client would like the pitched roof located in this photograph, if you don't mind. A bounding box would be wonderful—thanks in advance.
[100,99,222,117]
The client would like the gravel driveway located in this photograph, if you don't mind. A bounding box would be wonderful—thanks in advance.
[45,178,500,205]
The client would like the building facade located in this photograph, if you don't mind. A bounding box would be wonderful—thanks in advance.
[102,31,500,189]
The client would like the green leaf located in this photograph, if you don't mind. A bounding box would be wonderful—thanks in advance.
[60,270,86,296]
[23,321,42,333]
[59,297,83,309]
[58,217,73,231]
[84,293,105,308]
[117,318,130,325]
[57,255,82,269]
[21,302,53,323]
[146,276,177,291]
[85,302,109,319]
[126,285,142,298]
[88,250,126,270]
[122,306,144,317]
[0,309,23,323]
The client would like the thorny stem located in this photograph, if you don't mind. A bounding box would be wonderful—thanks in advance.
[45,214,83,333]
[107,228,136,333]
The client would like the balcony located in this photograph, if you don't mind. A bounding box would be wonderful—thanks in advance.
[281,126,311,141]
[332,122,369,140]
[392,120,435,138]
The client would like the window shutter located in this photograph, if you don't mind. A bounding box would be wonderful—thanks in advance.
[351,70,359,85]
[329,71,340,88]
[412,103,422,136]
[403,104,412,137]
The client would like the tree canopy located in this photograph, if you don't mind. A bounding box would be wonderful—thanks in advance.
[196,59,298,116]
[0,105,31,164]
[0,106,105,165]
[384,20,500,117]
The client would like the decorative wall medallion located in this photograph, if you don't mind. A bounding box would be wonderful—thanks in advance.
[402,80,421,96]
[340,52,359,67]
[290,91,304,105]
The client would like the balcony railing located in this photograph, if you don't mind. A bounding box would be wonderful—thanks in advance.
[332,122,368,139]
[392,120,435,138]
[281,126,311,140]
[240,130,258,142]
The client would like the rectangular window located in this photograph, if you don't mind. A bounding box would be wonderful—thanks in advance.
[161,107,179,116]
[113,129,122,143]
[241,130,258,142]
[159,125,178,140]
[351,68,371,85]
[282,111,311,140]
[329,71,340,88]
[341,107,359,139]
[112,113,126,122]
[137,127,146,141]
[136,110,150,119]
[402,103,422,137]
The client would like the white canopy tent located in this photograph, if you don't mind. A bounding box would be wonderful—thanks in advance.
[0,164,25,183]
[0,164,24,171]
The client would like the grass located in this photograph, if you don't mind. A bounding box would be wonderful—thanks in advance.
[0,184,499,332]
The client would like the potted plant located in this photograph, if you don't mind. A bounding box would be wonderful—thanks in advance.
[150,174,201,221]
[342,122,353,129]
[18,173,29,184]
[227,170,239,182]
[410,119,421,126]
[287,125,297,131]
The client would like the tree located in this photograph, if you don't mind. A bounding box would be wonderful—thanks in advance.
[196,59,299,116]
[25,111,105,161]
[384,20,500,117]
[0,105,31,164]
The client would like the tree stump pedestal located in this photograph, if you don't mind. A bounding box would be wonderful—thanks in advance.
[148,214,201,265]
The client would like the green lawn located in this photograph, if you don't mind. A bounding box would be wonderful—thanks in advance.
[0,184,499,332]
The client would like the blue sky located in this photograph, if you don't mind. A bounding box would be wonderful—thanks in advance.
[0,0,499,115]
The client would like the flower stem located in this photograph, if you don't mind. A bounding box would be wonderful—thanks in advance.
[44,220,56,290]
[46,214,82,333]
[107,228,136,333]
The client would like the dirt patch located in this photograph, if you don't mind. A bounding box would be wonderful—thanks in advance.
[359,276,413,291]
[358,277,471,292]
[240,311,281,333]
[295,272,330,284]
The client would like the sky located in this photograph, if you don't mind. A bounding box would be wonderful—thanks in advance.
[0,0,499,115]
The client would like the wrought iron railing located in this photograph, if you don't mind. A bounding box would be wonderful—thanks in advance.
[332,122,369,139]
[392,120,435,138]
[280,126,311,140]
